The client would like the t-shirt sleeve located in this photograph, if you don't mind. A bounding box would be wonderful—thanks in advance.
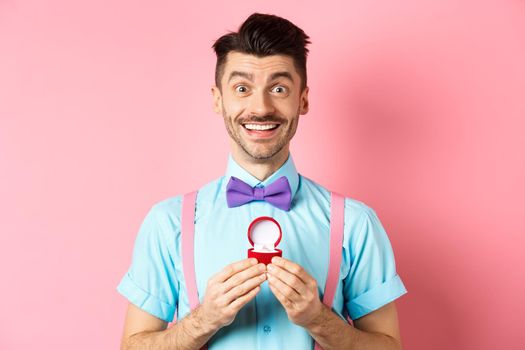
[342,204,407,320]
[117,204,179,322]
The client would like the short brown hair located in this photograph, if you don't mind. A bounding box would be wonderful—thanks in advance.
[212,13,311,91]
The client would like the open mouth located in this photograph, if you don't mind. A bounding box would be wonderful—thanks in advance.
[241,123,281,139]
[242,123,280,131]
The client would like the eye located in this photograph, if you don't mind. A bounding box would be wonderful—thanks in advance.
[235,85,248,93]
[271,85,288,94]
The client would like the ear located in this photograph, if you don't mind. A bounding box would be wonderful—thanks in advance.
[211,85,223,115]
[299,86,309,115]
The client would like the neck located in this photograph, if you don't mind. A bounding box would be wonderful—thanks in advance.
[231,147,290,182]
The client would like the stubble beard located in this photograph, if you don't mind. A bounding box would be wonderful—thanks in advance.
[222,110,300,161]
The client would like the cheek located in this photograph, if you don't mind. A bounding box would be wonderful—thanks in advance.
[276,100,300,117]
[222,97,246,117]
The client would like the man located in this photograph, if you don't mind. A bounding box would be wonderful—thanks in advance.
[117,13,407,350]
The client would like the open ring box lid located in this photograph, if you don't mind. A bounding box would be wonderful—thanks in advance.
[247,216,283,264]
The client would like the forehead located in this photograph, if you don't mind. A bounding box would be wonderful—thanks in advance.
[222,52,298,81]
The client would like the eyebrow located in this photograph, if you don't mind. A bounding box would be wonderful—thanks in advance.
[227,71,295,84]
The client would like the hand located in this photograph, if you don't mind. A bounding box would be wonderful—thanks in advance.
[267,256,323,328]
[197,258,267,331]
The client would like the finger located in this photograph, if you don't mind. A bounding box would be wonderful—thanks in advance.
[222,263,266,294]
[267,263,307,295]
[223,272,267,304]
[267,272,301,303]
[271,257,310,284]
[229,285,261,312]
[211,258,258,283]
[268,279,293,309]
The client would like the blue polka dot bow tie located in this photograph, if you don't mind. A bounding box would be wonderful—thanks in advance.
[226,176,292,211]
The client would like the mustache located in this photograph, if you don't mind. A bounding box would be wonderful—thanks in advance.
[239,115,285,124]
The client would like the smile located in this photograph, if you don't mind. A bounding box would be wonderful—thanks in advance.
[241,123,281,139]
[243,123,279,131]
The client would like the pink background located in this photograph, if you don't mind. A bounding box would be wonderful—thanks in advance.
[1,0,524,348]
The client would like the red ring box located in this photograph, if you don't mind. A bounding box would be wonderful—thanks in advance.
[247,216,282,265]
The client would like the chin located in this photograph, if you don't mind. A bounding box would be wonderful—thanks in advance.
[248,153,276,160]
[244,146,285,160]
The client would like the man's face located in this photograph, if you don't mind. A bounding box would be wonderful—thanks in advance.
[212,52,309,161]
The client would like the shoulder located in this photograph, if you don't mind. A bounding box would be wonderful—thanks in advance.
[148,195,183,227]
[299,174,377,218]
[132,196,184,250]
[146,176,224,229]
[343,197,380,231]
[299,174,384,238]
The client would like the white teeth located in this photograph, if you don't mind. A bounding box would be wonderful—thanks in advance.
[244,124,278,131]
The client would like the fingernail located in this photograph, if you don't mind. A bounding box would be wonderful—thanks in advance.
[267,264,274,271]
[271,257,280,264]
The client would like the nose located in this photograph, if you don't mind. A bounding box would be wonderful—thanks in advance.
[248,90,275,117]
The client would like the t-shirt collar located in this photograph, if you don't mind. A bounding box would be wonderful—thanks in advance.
[222,153,300,201]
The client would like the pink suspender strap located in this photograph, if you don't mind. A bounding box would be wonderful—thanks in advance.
[181,191,208,350]
[314,192,345,350]
[181,191,200,311]
[322,192,345,307]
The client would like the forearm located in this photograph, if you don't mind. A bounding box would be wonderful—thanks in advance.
[306,305,401,350]
[123,306,218,350]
